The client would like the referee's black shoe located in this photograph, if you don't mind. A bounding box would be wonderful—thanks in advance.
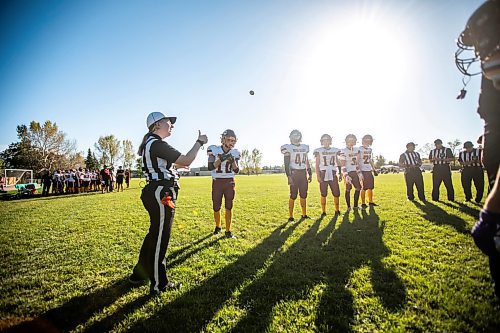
[128,274,147,286]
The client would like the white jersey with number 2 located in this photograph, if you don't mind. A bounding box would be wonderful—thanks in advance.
[358,146,374,172]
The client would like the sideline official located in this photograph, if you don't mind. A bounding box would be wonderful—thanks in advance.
[429,139,455,201]
[129,111,208,295]
[399,142,425,201]
[458,141,484,203]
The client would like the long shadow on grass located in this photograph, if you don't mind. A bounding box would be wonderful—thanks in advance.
[127,220,300,332]
[5,277,135,333]
[440,201,481,220]
[231,207,406,332]
[411,201,469,234]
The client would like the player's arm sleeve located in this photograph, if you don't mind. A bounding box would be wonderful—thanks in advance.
[153,141,182,164]
[233,157,240,173]
[284,155,291,176]
[207,146,216,171]
[280,145,290,156]
[306,156,312,177]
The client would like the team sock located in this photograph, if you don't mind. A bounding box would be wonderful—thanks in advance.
[214,211,221,228]
[361,190,366,205]
[321,196,327,213]
[334,196,340,211]
[225,209,232,232]
[300,198,307,216]
[367,189,373,203]
[354,190,360,207]
[289,198,295,218]
[345,191,351,207]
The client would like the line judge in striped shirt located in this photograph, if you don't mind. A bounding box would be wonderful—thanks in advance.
[458,141,484,204]
[399,142,425,202]
[429,139,455,201]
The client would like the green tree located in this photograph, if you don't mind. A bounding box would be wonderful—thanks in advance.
[375,155,386,168]
[240,149,252,175]
[122,140,135,169]
[26,120,76,171]
[251,148,263,175]
[0,123,75,172]
[95,135,121,167]
[85,148,99,170]
[447,139,462,167]
[135,157,144,178]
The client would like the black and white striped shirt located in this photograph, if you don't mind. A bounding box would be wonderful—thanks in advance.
[458,148,483,168]
[142,134,181,181]
[399,151,422,168]
[429,147,453,165]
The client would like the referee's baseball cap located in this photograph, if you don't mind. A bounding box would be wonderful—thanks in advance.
[146,112,177,128]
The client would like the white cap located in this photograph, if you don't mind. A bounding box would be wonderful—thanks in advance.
[146,112,177,128]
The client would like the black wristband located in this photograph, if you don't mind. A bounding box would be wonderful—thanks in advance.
[196,139,204,146]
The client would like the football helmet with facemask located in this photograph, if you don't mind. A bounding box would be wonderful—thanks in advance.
[221,129,237,150]
[289,130,302,145]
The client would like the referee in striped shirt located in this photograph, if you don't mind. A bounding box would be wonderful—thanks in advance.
[458,141,484,203]
[129,111,208,295]
[429,139,455,201]
[399,142,425,201]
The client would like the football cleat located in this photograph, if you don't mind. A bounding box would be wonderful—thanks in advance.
[369,202,379,206]
[214,227,222,235]
[361,204,368,209]
[321,212,327,218]
[225,231,237,239]
[288,217,295,222]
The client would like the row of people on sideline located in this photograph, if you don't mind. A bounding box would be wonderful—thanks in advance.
[40,166,131,196]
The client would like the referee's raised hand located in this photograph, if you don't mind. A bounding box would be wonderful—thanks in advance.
[197,130,208,145]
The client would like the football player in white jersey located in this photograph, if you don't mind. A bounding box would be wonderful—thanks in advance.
[207,129,240,239]
[313,134,341,216]
[281,129,312,221]
[359,134,379,208]
[339,134,363,211]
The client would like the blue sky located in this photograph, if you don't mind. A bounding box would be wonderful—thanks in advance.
[0,0,486,167]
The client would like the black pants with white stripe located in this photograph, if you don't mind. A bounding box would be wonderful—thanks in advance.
[461,167,485,202]
[404,168,425,201]
[132,180,178,293]
[432,165,454,201]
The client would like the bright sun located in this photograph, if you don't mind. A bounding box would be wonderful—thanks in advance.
[299,14,412,118]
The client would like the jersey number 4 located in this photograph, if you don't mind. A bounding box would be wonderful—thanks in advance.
[295,153,308,166]
[323,155,335,166]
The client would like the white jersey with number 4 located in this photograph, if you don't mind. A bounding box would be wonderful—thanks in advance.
[281,144,309,170]
[339,147,361,173]
[313,147,339,171]
[359,146,374,171]
[207,145,240,179]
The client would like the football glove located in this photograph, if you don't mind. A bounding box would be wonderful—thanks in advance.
[373,170,379,176]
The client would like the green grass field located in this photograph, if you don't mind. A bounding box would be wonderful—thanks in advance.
[1,173,499,332]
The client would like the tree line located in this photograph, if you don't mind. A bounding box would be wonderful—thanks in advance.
[0,120,136,175]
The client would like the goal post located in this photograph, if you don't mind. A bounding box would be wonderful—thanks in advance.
[2,169,34,189]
